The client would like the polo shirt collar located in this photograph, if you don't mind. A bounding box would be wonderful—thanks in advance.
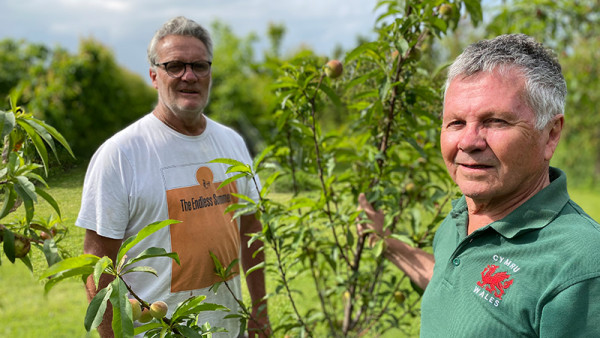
[451,167,570,239]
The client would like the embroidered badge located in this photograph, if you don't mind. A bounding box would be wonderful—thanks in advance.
[477,264,513,300]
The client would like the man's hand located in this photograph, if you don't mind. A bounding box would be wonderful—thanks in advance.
[240,214,270,337]
[356,193,390,246]
[356,193,434,289]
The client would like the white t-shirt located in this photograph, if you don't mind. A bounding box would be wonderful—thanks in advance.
[76,113,260,335]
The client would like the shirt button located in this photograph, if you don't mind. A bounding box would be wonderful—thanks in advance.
[452,258,460,266]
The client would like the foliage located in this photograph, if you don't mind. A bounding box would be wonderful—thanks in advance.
[0,39,49,105]
[40,220,230,338]
[0,91,74,275]
[0,38,157,160]
[211,1,481,336]
[208,22,278,155]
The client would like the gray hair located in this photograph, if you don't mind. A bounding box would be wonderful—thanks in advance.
[444,34,566,129]
[147,16,213,67]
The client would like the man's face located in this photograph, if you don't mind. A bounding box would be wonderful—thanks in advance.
[441,69,560,206]
[150,35,212,118]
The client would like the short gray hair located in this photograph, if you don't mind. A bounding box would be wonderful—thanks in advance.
[444,34,566,129]
[147,16,213,67]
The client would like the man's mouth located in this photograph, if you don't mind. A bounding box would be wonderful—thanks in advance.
[460,164,492,169]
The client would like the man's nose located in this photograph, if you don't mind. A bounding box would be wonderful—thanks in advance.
[458,124,486,151]
[180,64,199,81]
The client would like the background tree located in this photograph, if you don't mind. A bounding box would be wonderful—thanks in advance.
[24,38,156,160]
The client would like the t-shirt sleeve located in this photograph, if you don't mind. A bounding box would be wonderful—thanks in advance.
[75,140,133,239]
[539,276,600,337]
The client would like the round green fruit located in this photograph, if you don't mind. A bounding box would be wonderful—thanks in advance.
[393,291,406,304]
[129,299,142,321]
[138,308,153,323]
[324,59,343,79]
[149,301,168,319]
[14,238,31,258]
[439,4,452,17]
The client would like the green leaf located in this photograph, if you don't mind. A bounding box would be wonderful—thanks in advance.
[42,239,62,266]
[34,186,61,218]
[39,254,100,279]
[464,0,483,25]
[119,265,158,277]
[110,278,134,337]
[16,119,50,174]
[84,284,112,332]
[245,262,265,277]
[374,239,385,258]
[93,256,113,289]
[23,116,75,158]
[0,186,17,220]
[122,247,180,270]
[176,326,203,338]
[0,110,16,139]
[171,296,228,323]
[225,164,252,175]
[224,258,239,277]
[252,145,275,173]
[43,265,95,294]
[319,83,342,107]
[260,171,280,198]
[2,229,16,263]
[230,192,255,204]
[133,322,162,336]
[209,251,225,276]
[21,117,56,156]
[15,176,37,202]
[116,219,179,265]
[216,172,247,190]
[209,158,246,167]
[345,41,380,62]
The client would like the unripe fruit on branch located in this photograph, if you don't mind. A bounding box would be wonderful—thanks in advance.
[14,237,31,258]
[439,4,452,17]
[324,60,343,79]
[138,308,153,323]
[129,299,142,321]
[393,291,406,304]
[149,301,168,319]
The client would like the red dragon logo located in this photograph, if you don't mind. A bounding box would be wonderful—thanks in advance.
[477,264,513,299]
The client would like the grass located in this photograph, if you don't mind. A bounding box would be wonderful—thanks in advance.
[0,164,599,337]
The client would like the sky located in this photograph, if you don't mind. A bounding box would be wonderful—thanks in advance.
[1,0,382,82]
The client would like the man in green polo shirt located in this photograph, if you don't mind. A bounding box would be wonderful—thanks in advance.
[358,34,600,336]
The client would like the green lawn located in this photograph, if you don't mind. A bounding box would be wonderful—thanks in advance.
[1,164,599,337]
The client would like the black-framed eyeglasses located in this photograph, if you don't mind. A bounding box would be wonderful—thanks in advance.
[154,61,212,78]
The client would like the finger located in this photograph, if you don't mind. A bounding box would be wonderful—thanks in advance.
[358,192,378,219]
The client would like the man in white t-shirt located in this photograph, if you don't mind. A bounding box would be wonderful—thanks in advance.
[76,16,269,337]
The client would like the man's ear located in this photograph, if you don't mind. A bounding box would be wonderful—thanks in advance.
[149,68,158,89]
[544,114,564,161]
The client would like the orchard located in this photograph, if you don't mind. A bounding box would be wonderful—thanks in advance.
[2,0,600,337]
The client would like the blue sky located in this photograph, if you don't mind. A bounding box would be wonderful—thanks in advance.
[1,0,381,81]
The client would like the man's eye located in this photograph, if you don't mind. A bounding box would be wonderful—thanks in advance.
[446,120,465,128]
[486,119,508,126]
[166,63,184,72]
[193,63,209,71]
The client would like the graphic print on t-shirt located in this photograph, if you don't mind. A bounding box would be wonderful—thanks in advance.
[162,163,239,292]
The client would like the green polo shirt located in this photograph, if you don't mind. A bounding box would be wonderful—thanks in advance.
[420,167,600,337]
